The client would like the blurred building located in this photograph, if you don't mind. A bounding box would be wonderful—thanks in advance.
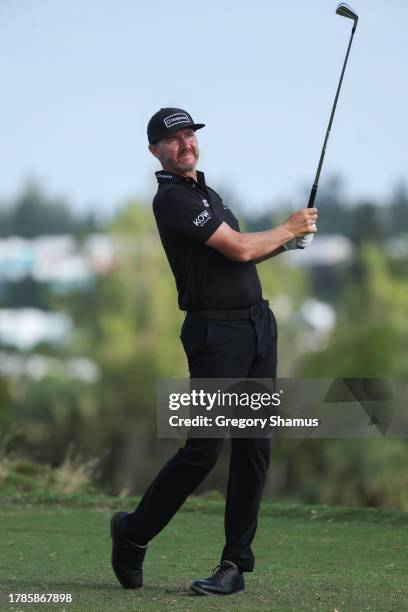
[0,308,72,350]
[0,350,99,383]
[0,234,115,287]
[0,233,116,360]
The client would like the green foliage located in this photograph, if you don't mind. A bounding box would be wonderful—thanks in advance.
[0,377,13,430]
[269,438,408,512]
[299,245,408,376]
[12,376,101,463]
[320,440,408,510]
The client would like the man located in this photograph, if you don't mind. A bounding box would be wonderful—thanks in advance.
[111,108,317,596]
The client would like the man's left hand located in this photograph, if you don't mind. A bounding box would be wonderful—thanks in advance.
[296,233,315,249]
[284,231,315,251]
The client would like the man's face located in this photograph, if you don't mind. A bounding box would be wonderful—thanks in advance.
[149,128,199,175]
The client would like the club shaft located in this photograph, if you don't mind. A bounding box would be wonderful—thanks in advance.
[308,24,357,208]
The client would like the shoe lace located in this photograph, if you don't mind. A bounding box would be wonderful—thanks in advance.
[211,563,233,577]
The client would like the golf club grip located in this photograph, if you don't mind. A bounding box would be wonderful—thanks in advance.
[308,184,318,208]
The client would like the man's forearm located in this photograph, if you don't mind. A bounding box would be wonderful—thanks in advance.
[205,208,317,263]
[239,225,294,262]
[253,246,285,264]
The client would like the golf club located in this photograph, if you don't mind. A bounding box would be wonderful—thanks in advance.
[307,3,359,208]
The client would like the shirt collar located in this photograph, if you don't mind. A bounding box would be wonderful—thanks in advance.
[155,170,207,190]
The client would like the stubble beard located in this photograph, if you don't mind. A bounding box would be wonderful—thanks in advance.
[176,160,195,173]
[161,150,199,175]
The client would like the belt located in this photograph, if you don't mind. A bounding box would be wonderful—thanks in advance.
[186,299,268,321]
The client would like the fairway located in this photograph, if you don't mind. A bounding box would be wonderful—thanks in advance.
[0,498,407,611]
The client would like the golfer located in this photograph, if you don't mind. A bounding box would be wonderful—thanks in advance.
[111,107,317,596]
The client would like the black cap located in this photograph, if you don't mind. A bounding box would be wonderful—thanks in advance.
[147,107,205,144]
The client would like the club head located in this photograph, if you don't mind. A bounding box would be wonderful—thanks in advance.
[336,3,358,24]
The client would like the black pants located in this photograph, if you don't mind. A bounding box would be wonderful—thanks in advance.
[128,299,278,572]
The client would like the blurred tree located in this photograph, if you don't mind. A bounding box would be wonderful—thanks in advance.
[299,245,408,376]
[389,181,408,235]
[0,376,13,431]
[0,181,100,237]
[351,204,386,248]
[0,278,52,309]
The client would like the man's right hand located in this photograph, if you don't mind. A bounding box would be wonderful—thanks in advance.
[284,208,318,239]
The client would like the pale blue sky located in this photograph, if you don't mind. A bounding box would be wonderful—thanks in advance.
[1,0,407,216]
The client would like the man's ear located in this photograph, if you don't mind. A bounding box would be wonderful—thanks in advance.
[149,144,160,160]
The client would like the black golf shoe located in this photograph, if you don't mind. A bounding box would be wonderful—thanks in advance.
[190,560,245,596]
[110,511,148,589]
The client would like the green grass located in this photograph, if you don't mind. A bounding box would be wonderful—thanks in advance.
[0,496,407,611]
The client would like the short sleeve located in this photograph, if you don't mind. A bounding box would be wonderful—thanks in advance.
[153,187,223,244]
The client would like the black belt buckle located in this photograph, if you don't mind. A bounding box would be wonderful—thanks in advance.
[250,300,263,321]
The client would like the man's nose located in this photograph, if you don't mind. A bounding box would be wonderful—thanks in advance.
[179,135,191,147]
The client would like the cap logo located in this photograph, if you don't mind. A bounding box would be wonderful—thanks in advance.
[164,112,190,128]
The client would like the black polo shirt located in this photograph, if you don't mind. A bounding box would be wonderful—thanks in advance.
[152,170,262,311]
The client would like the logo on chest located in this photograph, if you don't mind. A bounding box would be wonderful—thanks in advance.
[202,198,209,207]
[193,209,211,227]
